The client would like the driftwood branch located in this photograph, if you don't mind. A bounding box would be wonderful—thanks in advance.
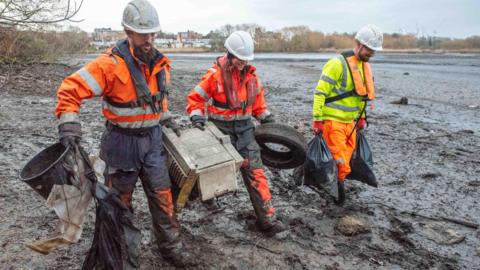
[366,202,479,229]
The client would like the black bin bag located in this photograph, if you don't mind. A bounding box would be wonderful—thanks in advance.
[82,183,141,270]
[302,135,338,197]
[347,131,378,187]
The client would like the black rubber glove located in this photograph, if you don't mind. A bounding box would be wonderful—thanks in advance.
[260,114,275,124]
[161,118,181,137]
[58,122,82,148]
[190,115,205,131]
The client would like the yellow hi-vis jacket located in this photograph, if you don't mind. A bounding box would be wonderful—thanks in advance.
[313,52,373,123]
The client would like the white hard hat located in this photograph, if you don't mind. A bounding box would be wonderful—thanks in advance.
[122,0,161,34]
[355,24,383,51]
[224,31,254,61]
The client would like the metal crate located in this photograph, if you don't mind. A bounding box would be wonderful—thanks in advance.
[163,122,244,211]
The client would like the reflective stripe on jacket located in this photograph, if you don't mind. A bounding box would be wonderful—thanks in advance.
[56,40,171,129]
[186,55,270,122]
[313,50,375,123]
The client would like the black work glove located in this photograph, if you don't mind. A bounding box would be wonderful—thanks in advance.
[260,114,275,124]
[161,118,181,137]
[58,122,82,148]
[190,115,205,131]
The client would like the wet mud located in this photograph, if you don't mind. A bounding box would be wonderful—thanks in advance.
[1,53,480,269]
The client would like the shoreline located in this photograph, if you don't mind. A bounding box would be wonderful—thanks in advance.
[85,48,480,55]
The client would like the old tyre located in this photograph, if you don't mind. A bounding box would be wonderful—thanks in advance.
[254,123,306,169]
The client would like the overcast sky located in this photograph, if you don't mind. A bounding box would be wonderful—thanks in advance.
[70,0,480,38]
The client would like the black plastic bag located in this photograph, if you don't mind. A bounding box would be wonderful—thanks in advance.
[82,183,141,270]
[347,131,378,187]
[303,135,338,196]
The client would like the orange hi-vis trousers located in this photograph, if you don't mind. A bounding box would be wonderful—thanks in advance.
[322,120,357,182]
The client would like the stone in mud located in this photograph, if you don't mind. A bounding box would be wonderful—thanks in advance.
[390,97,408,105]
[467,180,480,187]
[335,216,370,236]
[423,223,465,245]
[421,172,442,179]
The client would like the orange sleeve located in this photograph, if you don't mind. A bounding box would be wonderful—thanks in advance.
[55,55,114,122]
[186,69,216,117]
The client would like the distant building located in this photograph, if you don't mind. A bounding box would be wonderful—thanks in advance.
[91,28,125,47]
[89,28,211,49]
[175,30,210,48]
[154,38,181,48]
[177,30,203,41]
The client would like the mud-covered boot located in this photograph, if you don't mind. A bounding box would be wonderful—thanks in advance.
[152,227,197,268]
[160,241,197,268]
[256,216,287,236]
[335,181,346,206]
[149,187,198,268]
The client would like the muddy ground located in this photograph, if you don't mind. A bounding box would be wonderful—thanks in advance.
[1,52,479,269]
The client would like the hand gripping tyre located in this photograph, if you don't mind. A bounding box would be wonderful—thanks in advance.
[254,123,306,169]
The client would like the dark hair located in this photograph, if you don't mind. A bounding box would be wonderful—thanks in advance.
[224,51,248,74]
[227,51,236,60]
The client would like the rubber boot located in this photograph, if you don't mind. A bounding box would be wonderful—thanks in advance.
[335,181,346,206]
[241,169,287,236]
[256,215,287,237]
[148,187,197,268]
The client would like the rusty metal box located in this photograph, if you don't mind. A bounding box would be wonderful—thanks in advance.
[162,122,244,211]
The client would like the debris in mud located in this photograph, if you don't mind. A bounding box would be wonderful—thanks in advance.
[335,216,370,236]
[422,223,466,245]
[285,254,308,270]
[369,257,385,266]
[420,172,442,179]
[459,129,475,134]
[388,214,414,234]
[388,229,415,248]
[403,72,410,75]
[0,63,76,96]
[26,237,72,255]
[325,262,341,270]
[390,97,408,105]
[387,215,415,248]
[467,180,480,187]
[476,247,480,256]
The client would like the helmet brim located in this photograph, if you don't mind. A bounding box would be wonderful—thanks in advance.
[233,53,254,61]
[365,44,383,51]
[225,47,254,61]
[122,22,161,34]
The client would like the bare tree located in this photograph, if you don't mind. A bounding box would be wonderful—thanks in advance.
[0,0,84,27]
[280,26,310,41]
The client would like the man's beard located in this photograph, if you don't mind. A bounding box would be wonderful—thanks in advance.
[134,46,156,64]
[359,55,370,62]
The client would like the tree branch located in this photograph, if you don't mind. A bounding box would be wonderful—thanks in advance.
[0,0,84,26]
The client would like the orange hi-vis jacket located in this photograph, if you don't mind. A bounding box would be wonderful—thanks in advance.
[186,55,271,122]
[56,39,170,129]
